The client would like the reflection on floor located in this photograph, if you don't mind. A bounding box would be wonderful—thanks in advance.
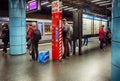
[0,38,111,81]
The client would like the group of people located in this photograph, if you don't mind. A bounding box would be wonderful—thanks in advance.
[62,18,112,59]
[0,22,41,61]
[0,20,111,60]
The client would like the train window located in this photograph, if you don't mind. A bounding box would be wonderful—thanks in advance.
[44,23,52,35]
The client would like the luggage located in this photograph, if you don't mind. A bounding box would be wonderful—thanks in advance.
[38,50,50,63]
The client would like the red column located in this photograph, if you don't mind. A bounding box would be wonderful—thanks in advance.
[52,1,62,60]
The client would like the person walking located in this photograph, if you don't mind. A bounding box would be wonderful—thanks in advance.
[62,18,71,59]
[83,35,88,46]
[1,24,9,55]
[99,25,105,50]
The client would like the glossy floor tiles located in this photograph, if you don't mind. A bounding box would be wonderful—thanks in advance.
[0,38,111,81]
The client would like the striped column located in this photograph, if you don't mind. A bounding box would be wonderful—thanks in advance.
[58,20,62,60]
[9,0,26,55]
[112,0,120,80]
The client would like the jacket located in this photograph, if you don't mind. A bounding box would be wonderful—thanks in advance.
[2,27,9,43]
[99,27,105,39]
[27,26,37,39]
[62,23,71,39]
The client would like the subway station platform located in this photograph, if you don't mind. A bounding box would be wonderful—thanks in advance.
[0,38,111,81]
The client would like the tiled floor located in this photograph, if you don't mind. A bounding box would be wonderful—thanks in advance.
[0,38,111,81]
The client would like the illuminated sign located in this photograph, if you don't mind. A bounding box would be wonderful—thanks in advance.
[29,1,37,10]
[26,0,41,13]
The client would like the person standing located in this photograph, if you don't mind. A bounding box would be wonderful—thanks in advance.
[27,24,33,54]
[99,25,105,50]
[1,24,9,55]
[27,22,41,61]
[62,18,71,59]
[69,25,73,53]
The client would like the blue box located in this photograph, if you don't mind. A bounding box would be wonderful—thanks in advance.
[38,50,50,63]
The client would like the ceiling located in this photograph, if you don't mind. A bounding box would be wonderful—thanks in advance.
[40,0,112,17]
[0,0,112,17]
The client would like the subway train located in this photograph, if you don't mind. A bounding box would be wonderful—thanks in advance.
[0,15,107,44]
[0,17,73,42]
[0,17,52,43]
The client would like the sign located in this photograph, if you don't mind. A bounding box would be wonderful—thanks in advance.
[29,1,37,10]
[52,1,62,13]
[26,0,41,13]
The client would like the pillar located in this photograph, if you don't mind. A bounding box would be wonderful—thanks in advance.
[9,0,26,55]
[112,0,120,80]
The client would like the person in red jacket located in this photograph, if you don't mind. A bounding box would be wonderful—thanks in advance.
[99,25,105,50]
[27,22,39,61]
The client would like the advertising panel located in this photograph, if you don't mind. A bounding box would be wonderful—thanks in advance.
[44,23,52,35]
[94,20,100,34]
[94,17,102,34]
[83,18,92,35]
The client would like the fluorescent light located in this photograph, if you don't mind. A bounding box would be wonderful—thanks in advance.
[62,6,68,9]
[95,1,110,4]
[47,4,51,7]
[91,0,101,2]
[68,8,78,11]
[64,7,74,10]
[41,1,49,5]
[99,3,112,6]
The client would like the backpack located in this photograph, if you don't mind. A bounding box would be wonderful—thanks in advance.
[33,29,41,42]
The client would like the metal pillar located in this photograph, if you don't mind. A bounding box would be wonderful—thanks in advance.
[73,9,83,55]
[78,9,83,55]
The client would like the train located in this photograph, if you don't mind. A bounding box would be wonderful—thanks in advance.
[0,15,108,44]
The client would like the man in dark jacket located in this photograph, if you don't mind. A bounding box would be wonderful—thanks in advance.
[1,24,9,55]
[27,22,40,61]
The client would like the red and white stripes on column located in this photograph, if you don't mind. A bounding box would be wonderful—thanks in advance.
[58,20,62,60]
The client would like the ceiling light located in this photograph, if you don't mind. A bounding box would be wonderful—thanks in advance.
[62,6,68,9]
[41,1,49,5]
[99,3,112,6]
[95,1,110,4]
[47,4,51,7]
[68,8,78,11]
[91,0,101,3]
[64,7,74,10]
